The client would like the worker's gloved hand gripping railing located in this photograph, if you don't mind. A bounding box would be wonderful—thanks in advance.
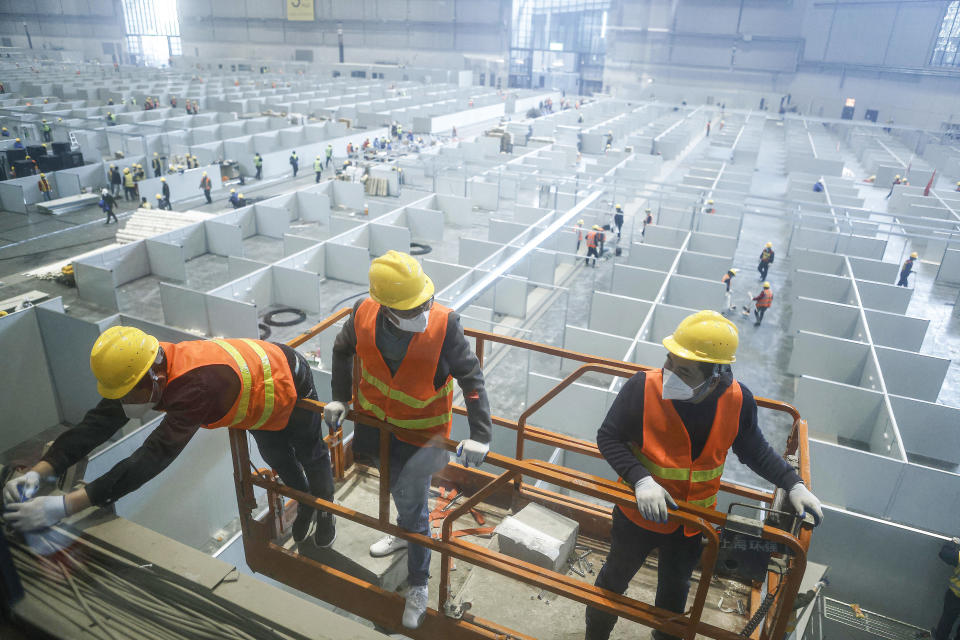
[227,308,813,640]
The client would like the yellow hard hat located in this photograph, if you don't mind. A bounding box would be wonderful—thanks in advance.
[895,174,901,179]
[153,152,158,156]
[707,199,714,204]
[763,281,771,288]
[40,172,45,177]
[123,167,130,173]
[202,171,207,176]
[662,310,738,364]
[729,268,738,274]
[615,203,622,209]
[592,225,602,230]
[15,138,21,142]
[910,252,918,258]
[238,193,243,198]
[577,219,584,225]
[90,326,159,399]
[160,177,166,182]
[765,242,772,248]
[368,250,434,311]
[156,193,162,198]
[230,188,236,193]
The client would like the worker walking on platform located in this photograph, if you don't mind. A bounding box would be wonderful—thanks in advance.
[585,310,823,640]
[254,152,263,180]
[37,173,53,201]
[757,242,774,280]
[897,252,918,287]
[122,167,136,201]
[199,171,212,204]
[109,165,121,196]
[752,282,773,326]
[721,268,737,311]
[99,188,118,224]
[325,144,333,168]
[314,155,323,183]
[575,219,584,252]
[325,250,493,630]
[2,327,337,549]
[152,152,162,177]
[41,119,51,142]
[614,204,624,239]
[933,537,960,640]
[642,208,653,239]
[160,178,171,210]
[886,174,902,199]
[289,150,299,178]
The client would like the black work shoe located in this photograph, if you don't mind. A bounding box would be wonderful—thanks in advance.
[314,511,336,548]
[292,507,316,543]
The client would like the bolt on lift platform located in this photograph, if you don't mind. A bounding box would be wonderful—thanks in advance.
[228,307,817,640]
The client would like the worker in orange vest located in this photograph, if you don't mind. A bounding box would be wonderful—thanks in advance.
[37,173,53,201]
[3,327,336,549]
[585,225,604,267]
[752,281,773,326]
[325,251,492,630]
[199,171,212,204]
[585,311,822,640]
[721,268,737,311]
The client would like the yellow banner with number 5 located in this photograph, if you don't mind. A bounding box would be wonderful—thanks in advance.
[287,0,314,21]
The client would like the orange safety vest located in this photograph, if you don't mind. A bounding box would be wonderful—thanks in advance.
[575,226,583,242]
[38,178,51,192]
[160,339,297,431]
[353,298,455,446]
[619,370,742,536]
[586,230,598,248]
[756,289,773,308]
[721,273,731,285]
[200,176,211,189]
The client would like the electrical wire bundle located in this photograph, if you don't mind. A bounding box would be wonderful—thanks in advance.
[7,530,312,640]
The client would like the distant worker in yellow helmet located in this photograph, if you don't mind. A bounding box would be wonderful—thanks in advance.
[585,310,822,640]
[3,326,337,550]
[326,250,493,630]
[613,203,624,239]
[752,281,774,326]
[757,241,774,281]
[897,252,918,287]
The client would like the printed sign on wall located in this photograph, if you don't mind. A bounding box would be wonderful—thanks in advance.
[287,0,314,21]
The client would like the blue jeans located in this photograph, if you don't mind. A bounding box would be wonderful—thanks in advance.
[357,427,448,587]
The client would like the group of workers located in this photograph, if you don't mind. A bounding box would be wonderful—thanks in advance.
[573,204,656,267]
[0,250,823,636]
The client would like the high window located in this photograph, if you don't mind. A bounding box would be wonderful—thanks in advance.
[931,1,960,67]
[122,0,181,67]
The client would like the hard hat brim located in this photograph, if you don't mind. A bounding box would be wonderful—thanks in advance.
[371,274,435,311]
[662,334,736,364]
[96,334,160,399]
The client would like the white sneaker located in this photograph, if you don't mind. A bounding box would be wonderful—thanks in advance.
[369,534,407,557]
[402,585,429,629]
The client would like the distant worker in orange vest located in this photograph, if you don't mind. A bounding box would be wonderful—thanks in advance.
[721,268,737,311]
[37,173,53,201]
[199,171,212,204]
[585,311,822,640]
[325,250,492,630]
[3,327,337,549]
[752,281,774,326]
[585,225,604,267]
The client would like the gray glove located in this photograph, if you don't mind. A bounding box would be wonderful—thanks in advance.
[3,470,40,506]
[5,495,66,532]
[634,476,678,524]
[788,482,823,526]
[323,401,347,430]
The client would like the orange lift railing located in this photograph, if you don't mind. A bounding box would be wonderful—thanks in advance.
[227,308,814,640]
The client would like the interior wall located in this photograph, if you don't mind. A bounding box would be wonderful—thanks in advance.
[0,0,126,63]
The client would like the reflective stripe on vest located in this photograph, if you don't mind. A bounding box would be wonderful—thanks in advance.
[586,231,597,248]
[354,298,454,445]
[757,290,773,308]
[210,339,276,429]
[951,563,960,598]
[619,369,742,536]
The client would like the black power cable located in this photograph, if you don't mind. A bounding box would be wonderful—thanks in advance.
[263,307,306,327]
[409,242,432,256]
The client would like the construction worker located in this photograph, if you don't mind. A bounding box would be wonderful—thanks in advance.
[325,251,492,630]
[155,193,165,210]
[575,219,585,252]
[757,242,774,281]
[314,155,323,183]
[585,310,822,640]
[228,188,240,209]
[191,155,199,170]
[134,163,146,183]
[955,181,960,193]
[897,252,918,287]
[152,152,162,177]
[237,193,246,207]
[289,150,299,178]
[140,196,151,209]
[933,537,960,640]
[199,171,212,204]
[325,144,333,168]
[41,119,51,142]
[160,178,171,210]
[1,127,9,137]
[752,282,773,326]
[2,326,337,550]
[613,204,624,239]
[37,173,53,201]
[721,268,737,312]
[106,112,116,126]
[13,137,24,150]
[642,208,653,239]
[170,95,177,108]
[254,152,263,180]
[23,155,38,176]
[813,179,824,193]
[886,174,903,199]
[122,167,136,201]
[585,225,603,267]
[704,199,715,214]
[99,188,118,224]
[109,165,122,196]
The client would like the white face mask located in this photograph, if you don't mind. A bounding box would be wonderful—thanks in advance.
[387,308,430,333]
[662,367,717,402]
[121,373,160,419]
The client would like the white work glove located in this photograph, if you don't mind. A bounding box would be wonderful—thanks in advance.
[4,495,67,532]
[3,470,41,506]
[323,401,347,431]
[634,476,678,524]
[455,439,489,468]
[788,482,823,526]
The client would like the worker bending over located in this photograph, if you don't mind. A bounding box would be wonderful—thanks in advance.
[325,251,492,630]
[3,327,336,550]
[585,311,822,640]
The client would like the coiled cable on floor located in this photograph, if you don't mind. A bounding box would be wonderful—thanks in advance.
[409,242,432,256]
[329,291,367,313]
[263,307,306,326]
[258,323,271,340]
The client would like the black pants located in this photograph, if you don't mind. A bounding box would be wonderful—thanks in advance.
[104,208,117,224]
[154,168,161,177]
[123,186,135,201]
[315,171,322,183]
[203,189,211,204]
[585,507,704,640]
[255,166,262,180]
[936,589,960,640]
[325,156,331,168]
[249,353,335,511]
[586,246,600,266]
[897,272,910,287]
[614,214,624,238]
[292,164,298,177]
[754,306,767,324]
[43,131,51,142]
[758,261,769,280]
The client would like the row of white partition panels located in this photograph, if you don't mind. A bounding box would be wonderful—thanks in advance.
[578,105,687,156]
[846,128,937,186]
[680,160,754,199]
[785,172,865,209]
[922,141,960,183]
[781,122,848,177]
